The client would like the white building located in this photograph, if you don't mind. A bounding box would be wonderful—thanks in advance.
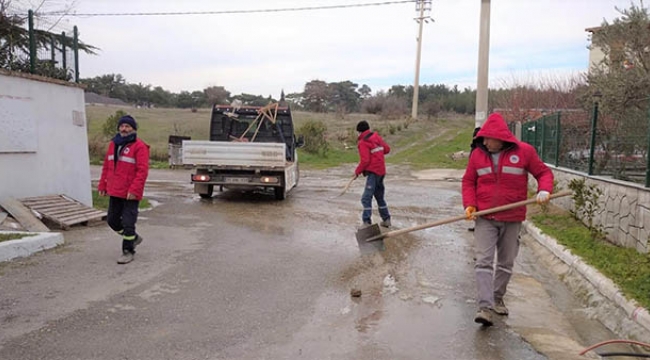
[586,26,607,71]
[0,69,92,206]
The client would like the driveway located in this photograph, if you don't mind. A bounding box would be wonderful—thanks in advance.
[0,165,614,359]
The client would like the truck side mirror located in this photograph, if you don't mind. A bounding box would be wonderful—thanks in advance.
[296,135,305,148]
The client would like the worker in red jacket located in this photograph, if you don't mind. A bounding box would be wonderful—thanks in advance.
[462,112,553,326]
[98,115,150,264]
[354,120,391,228]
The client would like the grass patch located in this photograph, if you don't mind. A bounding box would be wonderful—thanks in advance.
[0,233,35,242]
[297,148,359,169]
[86,105,475,171]
[530,211,650,310]
[387,128,473,170]
[89,158,171,170]
[92,190,151,211]
[387,124,474,170]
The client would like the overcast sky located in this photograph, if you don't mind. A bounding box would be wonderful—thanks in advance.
[29,0,637,97]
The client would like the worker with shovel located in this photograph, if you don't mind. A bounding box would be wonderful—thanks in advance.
[355,120,391,229]
[462,112,553,326]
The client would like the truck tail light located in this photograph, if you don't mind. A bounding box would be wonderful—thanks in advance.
[192,174,211,182]
[261,176,279,183]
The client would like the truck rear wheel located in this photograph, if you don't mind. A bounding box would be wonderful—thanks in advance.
[274,186,285,200]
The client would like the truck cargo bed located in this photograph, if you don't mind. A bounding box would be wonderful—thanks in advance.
[182,141,287,168]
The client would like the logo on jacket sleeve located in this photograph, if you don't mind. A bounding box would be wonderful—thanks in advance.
[124,147,130,154]
[509,155,520,164]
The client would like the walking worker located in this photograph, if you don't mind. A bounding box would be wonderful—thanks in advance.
[354,120,391,228]
[461,112,553,326]
[98,115,150,264]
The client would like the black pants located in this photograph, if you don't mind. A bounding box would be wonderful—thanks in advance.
[107,196,140,253]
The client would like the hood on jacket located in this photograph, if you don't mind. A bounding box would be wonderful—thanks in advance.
[357,129,373,140]
[476,113,517,144]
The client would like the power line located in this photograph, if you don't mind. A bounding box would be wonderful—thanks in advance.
[31,1,416,17]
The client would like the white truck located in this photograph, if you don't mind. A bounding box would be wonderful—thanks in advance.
[182,103,304,200]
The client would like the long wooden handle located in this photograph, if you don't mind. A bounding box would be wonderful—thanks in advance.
[375,189,572,241]
[337,175,357,197]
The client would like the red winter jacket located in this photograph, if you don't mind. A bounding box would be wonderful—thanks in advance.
[462,113,553,222]
[98,138,150,200]
[355,130,390,176]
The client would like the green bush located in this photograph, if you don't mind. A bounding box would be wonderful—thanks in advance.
[568,178,605,239]
[297,120,329,156]
[102,110,128,139]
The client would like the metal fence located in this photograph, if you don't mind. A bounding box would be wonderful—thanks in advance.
[510,101,650,187]
[1,10,80,82]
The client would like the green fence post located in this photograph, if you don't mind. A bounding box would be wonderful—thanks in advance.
[555,112,561,166]
[73,26,79,82]
[539,116,546,162]
[533,120,538,154]
[646,104,650,187]
[28,10,36,74]
[61,32,67,71]
[50,35,56,64]
[588,101,600,175]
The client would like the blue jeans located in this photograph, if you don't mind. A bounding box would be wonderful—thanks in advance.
[361,173,390,224]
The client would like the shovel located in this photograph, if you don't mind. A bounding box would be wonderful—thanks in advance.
[355,190,572,254]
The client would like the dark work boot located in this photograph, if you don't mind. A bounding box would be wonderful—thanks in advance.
[117,252,134,264]
[134,235,144,249]
[494,299,509,316]
[474,308,493,327]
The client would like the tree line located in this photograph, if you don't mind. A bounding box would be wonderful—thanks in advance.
[80,73,487,116]
[81,73,590,120]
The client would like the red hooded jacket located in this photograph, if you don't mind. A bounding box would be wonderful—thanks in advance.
[461,113,553,222]
[355,130,390,176]
[98,138,150,200]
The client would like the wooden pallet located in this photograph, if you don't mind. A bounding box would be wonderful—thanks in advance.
[0,198,50,232]
[20,195,106,230]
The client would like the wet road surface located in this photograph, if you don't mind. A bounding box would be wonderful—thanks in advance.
[0,165,617,359]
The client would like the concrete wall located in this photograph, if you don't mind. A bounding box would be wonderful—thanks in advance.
[537,167,650,253]
[0,70,91,206]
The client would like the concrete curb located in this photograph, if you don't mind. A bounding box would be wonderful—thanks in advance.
[522,221,650,335]
[0,231,64,262]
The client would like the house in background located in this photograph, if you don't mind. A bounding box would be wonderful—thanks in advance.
[0,69,92,207]
[586,25,637,72]
[586,26,607,70]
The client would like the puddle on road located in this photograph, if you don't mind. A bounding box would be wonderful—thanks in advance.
[138,167,617,359]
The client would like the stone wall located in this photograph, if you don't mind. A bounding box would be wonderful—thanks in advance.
[534,167,650,253]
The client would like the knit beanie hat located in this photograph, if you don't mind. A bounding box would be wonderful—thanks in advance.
[356,120,370,132]
[117,115,137,130]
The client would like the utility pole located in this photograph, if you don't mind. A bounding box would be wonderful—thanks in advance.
[411,0,432,120]
[475,0,491,128]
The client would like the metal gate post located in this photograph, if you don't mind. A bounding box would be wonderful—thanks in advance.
[588,101,600,175]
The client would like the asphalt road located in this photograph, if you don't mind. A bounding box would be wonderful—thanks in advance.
[0,165,615,359]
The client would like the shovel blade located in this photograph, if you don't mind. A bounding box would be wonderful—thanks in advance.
[355,224,385,254]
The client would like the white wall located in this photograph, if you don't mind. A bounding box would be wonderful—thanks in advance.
[589,45,607,71]
[0,71,91,206]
